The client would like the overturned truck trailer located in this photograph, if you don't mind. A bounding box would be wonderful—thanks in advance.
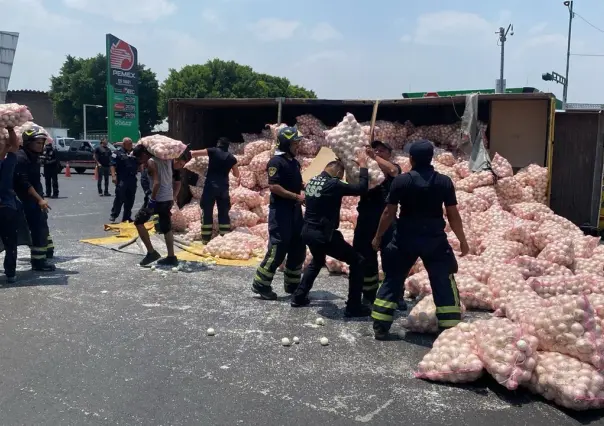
[167,94,572,221]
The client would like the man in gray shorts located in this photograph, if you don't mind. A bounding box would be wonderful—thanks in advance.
[132,145,178,267]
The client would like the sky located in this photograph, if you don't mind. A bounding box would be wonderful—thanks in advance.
[3,0,604,103]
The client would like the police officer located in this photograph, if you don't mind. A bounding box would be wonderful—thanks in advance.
[371,140,469,340]
[291,153,372,317]
[14,125,56,272]
[251,127,306,300]
[190,137,239,243]
[94,138,112,196]
[110,137,139,223]
[353,140,400,305]
[41,139,59,198]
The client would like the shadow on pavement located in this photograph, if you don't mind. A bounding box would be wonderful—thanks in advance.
[1,268,78,289]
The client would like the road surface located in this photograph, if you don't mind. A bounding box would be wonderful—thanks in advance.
[0,173,602,425]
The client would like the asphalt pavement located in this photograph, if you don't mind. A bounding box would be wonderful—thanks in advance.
[0,172,603,425]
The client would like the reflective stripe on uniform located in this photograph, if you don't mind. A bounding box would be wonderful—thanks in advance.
[363,282,379,292]
[258,266,275,279]
[201,230,213,236]
[47,236,54,249]
[284,267,301,276]
[31,246,47,260]
[254,246,277,286]
[284,276,301,284]
[201,224,213,229]
[219,224,231,229]
[438,319,461,328]
[436,306,462,314]
[254,274,271,286]
[374,298,398,310]
[371,311,394,322]
[363,275,379,283]
[450,274,460,307]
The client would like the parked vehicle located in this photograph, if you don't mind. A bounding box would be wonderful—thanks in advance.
[54,137,75,152]
[56,140,116,174]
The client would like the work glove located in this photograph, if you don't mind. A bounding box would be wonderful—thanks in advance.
[147,199,157,211]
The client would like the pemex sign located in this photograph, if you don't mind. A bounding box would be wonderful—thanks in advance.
[106,34,139,143]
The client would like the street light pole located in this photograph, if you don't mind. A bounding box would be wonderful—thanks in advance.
[83,104,103,139]
[563,1,574,107]
[496,24,513,93]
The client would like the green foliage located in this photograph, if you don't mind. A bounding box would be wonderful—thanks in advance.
[50,54,161,137]
[158,59,316,117]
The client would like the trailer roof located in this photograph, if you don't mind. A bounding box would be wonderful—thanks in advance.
[169,93,554,109]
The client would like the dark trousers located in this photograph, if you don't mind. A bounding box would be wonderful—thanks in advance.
[353,207,395,300]
[201,185,231,242]
[253,205,305,291]
[296,228,365,307]
[44,166,59,197]
[97,166,110,194]
[372,233,461,332]
[23,201,53,267]
[111,179,137,221]
[0,207,18,277]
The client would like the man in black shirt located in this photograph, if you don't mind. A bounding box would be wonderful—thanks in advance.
[190,137,240,243]
[251,127,306,300]
[291,152,371,317]
[94,138,112,196]
[353,140,400,305]
[371,140,469,340]
[41,140,59,198]
[110,138,138,223]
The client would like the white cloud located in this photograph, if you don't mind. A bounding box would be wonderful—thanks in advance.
[309,23,342,42]
[413,11,493,46]
[249,18,300,41]
[529,22,548,35]
[63,0,177,24]
[201,9,225,31]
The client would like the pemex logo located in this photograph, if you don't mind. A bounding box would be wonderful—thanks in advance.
[110,40,135,71]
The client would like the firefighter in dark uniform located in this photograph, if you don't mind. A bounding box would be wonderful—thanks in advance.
[371,140,469,340]
[109,137,138,223]
[190,138,240,243]
[14,126,56,271]
[291,152,372,317]
[41,139,59,198]
[353,140,400,305]
[251,126,306,300]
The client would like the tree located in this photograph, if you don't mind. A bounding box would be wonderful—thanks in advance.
[158,59,317,117]
[50,54,161,137]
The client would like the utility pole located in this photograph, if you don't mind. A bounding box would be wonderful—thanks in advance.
[496,24,514,93]
[563,1,574,107]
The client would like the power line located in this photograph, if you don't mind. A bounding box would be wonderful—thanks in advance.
[571,53,604,57]
[574,12,604,34]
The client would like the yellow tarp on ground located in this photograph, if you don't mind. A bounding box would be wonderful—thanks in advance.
[81,222,260,267]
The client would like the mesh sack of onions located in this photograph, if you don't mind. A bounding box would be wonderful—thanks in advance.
[249,223,269,241]
[473,318,539,390]
[392,154,411,173]
[228,209,260,228]
[238,169,256,189]
[0,103,33,128]
[244,140,273,157]
[528,274,604,299]
[139,135,186,160]
[228,142,245,155]
[203,233,253,260]
[574,258,604,277]
[495,290,552,323]
[435,150,457,167]
[457,256,493,284]
[491,153,514,178]
[230,186,263,209]
[267,123,287,140]
[171,205,188,232]
[495,177,524,207]
[255,170,269,188]
[325,113,385,188]
[456,274,495,310]
[340,209,358,226]
[455,171,495,193]
[251,204,269,223]
[433,163,459,182]
[531,220,570,251]
[341,196,359,209]
[527,351,604,410]
[515,165,548,203]
[297,138,320,156]
[537,238,575,268]
[415,322,484,383]
[527,296,604,370]
[453,160,471,179]
[296,114,328,135]
[574,236,601,259]
[509,202,552,221]
[184,156,208,176]
[189,185,203,200]
[402,295,466,334]
[472,185,498,207]
[181,202,201,223]
[456,191,489,213]
[235,153,253,167]
[511,256,572,280]
[0,128,7,142]
[248,150,271,173]
[405,271,431,298]
[242,133,262,143]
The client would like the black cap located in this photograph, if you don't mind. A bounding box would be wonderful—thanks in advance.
[409,139,434,165]
[371,140,393,152]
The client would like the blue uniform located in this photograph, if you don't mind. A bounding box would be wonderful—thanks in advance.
[110,147,139,222]
[353,162,401,302]
[201,147,237,242]
[0,152,19,277]
[41,144,59,198]
[252,153,306,295]
[372,166,461,333]
[293,168,369,308]
[14,147,55,265]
